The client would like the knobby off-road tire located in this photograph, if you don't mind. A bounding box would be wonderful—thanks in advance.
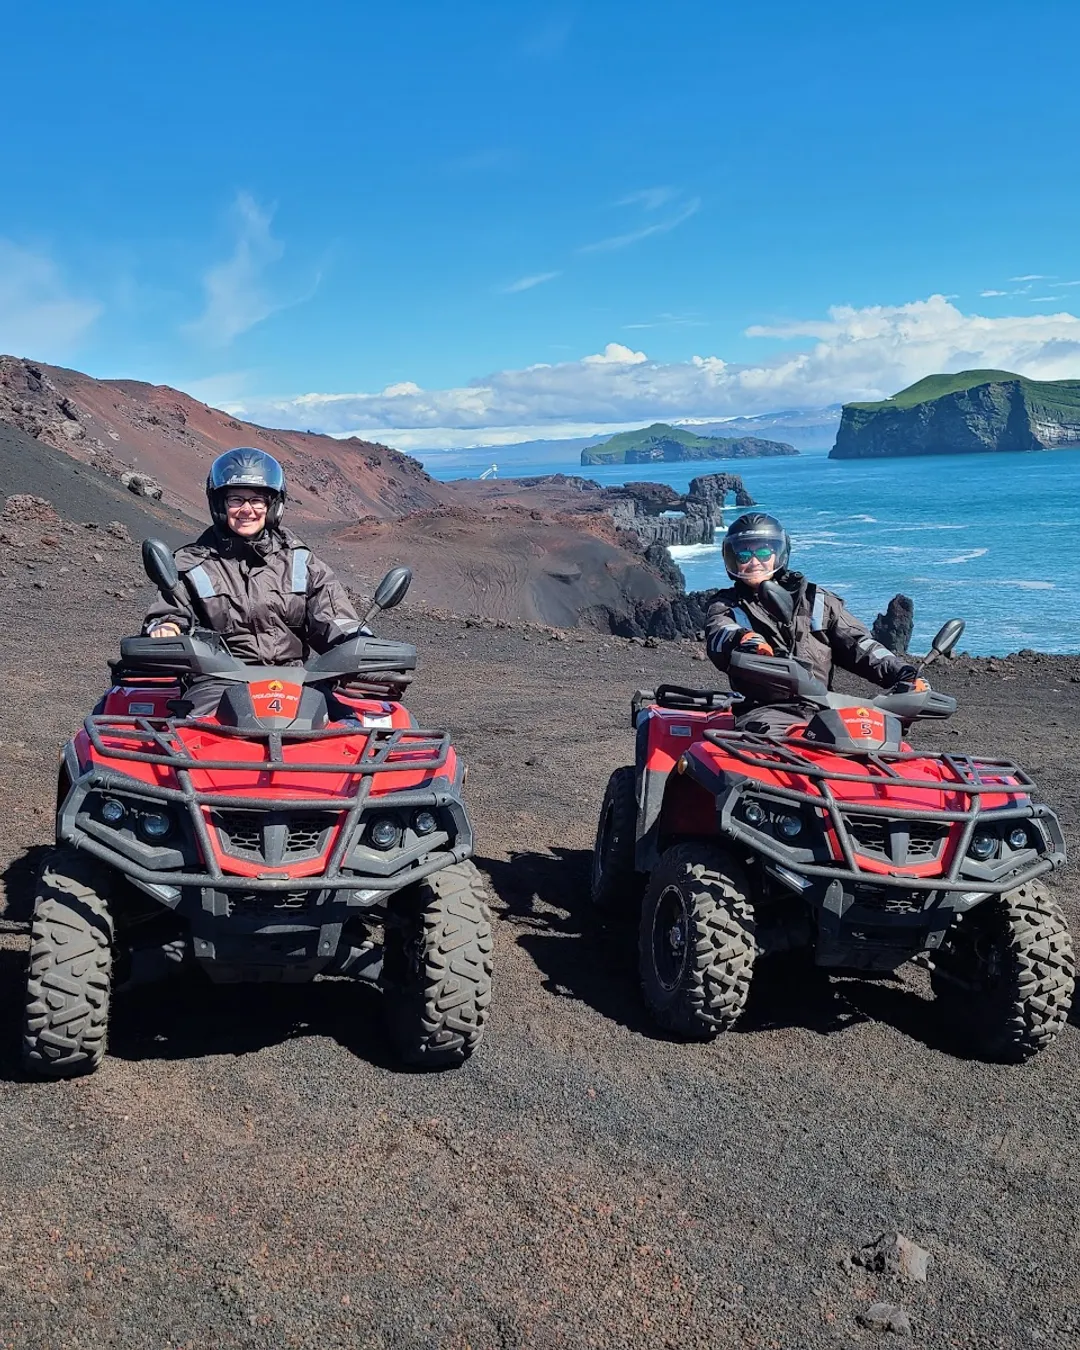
[590,766,643,913]
[23,848,114,1078]
[931,880,1075,1063]
[639,842,757,1038]
[384,860,494,1069]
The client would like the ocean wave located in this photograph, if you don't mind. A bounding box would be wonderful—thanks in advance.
[991,579,1056,590]
[879,523,969,532]
[848,514,878,522]
[934,548,990,566]
[668,544,721,560]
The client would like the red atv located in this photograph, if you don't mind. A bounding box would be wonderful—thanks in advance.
[592,621,1075,1061]
[24,540,493,1077]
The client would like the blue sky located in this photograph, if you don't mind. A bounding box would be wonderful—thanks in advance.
[4,0,1080,447]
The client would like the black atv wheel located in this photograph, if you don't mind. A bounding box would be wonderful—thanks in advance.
[23,848,114,1078]
[931,880,1075,1062]
[639,842,757,1038]
[590,766,643,912]
[384,860,494,1069]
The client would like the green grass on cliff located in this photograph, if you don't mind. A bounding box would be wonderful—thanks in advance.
[589,423,718,454]
[848,369,1080,413]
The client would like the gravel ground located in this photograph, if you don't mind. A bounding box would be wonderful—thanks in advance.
[0,507,1078,1349]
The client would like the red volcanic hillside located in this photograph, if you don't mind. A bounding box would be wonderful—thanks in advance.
[0,356,452,524]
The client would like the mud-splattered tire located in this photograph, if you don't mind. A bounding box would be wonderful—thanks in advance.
[639,842,757,1038]
[590,766,643,913]
[384,860,494,1069]
[931,880,1075,1062]
[23,848,114,1078]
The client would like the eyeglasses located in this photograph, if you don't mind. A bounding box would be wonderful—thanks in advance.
[224,494,269,510]
[735,546,776,563]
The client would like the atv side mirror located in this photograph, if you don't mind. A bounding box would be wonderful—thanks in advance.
[362,566,412,627]
[142,538,180,597]
[373,566,412,612]
[759,578,795,626]
[931,618,965,659]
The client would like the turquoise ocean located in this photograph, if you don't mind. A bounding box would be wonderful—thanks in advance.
[421,445,1080,657]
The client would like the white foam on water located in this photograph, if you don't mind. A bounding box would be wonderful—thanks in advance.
[880,523,969,532]
[848,514,878,522]
[991,579,1056,590]
[935,548,990,566]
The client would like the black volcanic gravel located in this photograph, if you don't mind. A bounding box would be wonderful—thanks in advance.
[0,500,1078,1348]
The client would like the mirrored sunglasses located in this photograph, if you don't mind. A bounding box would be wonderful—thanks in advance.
[735,546,776,563]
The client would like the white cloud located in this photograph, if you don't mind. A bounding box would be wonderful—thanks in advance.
[184,192,302,346]
[980,289,1009,297]
[581,343,647,365]
[578,194,701,254]
[0,240,101,355]
[227,295,1080,447]
[1011,274,1051,282]
[500,270,561,294]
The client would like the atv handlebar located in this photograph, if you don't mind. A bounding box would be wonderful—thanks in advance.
[726,650,956,724]
[117,632,417,684]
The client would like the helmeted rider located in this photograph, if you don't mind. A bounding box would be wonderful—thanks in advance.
[704,512,927,737]
[143,448,362,717]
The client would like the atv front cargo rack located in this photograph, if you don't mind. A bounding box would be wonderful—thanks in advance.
[700,727,1065,893]
[61,713,468,891]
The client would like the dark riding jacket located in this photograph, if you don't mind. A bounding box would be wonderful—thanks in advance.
[704,569,912,691]
[142,526,360,666]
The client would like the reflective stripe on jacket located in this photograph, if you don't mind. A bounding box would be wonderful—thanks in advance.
[704,570,911,691]
[142,526,360,665]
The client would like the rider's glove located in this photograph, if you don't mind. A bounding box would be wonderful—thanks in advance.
[737,631,775,657]
[890,675,930,694]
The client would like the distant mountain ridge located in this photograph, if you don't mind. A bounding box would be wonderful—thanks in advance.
[831,370,1080,459]
[581,422,798,466]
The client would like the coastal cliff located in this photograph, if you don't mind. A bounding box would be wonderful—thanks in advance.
[582,422,797,465]
[830,369,1080,459]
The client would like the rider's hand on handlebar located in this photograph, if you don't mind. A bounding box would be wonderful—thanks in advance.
[891,676,930,694]
[738,631,775,657]
[149,623,182,639]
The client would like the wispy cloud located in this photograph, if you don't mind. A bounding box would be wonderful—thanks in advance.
[980,289,1009,297]
[499,270,561,294]
[616,187,678,211]
[1029,295,1063,303]
[624,312,709,330]
[579,194,701,254]
[184,192,311,347]
[0,239,101,356]
[520,14,573,59]
[1011,273,1052,282]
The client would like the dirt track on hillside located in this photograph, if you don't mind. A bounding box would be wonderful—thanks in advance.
[1,509,1079,1348]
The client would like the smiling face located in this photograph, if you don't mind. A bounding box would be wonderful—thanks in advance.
[224,489,270,537]
[733,543,778,587]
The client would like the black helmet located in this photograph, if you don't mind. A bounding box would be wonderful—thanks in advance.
[721,511,791,580]
[206,448,286,531]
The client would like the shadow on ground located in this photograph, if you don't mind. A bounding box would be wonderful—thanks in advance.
[0,844,50,927]
[478,846,998,1058]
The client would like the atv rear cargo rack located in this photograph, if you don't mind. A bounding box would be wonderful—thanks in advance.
[61,713,467,892]
[699,727,1065,893]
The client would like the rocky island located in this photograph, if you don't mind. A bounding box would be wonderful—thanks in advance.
[582,422,798,465]
[830,369,1080,459]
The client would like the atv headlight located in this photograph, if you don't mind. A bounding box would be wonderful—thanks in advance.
[1007,826,1030,850]
[413,810,437,836]
[776,813,802,840]
[743,800,767,828]
[369,817,400,850]
[140,812,171,840]
[100,798,126,824]
[969,832,997,861]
